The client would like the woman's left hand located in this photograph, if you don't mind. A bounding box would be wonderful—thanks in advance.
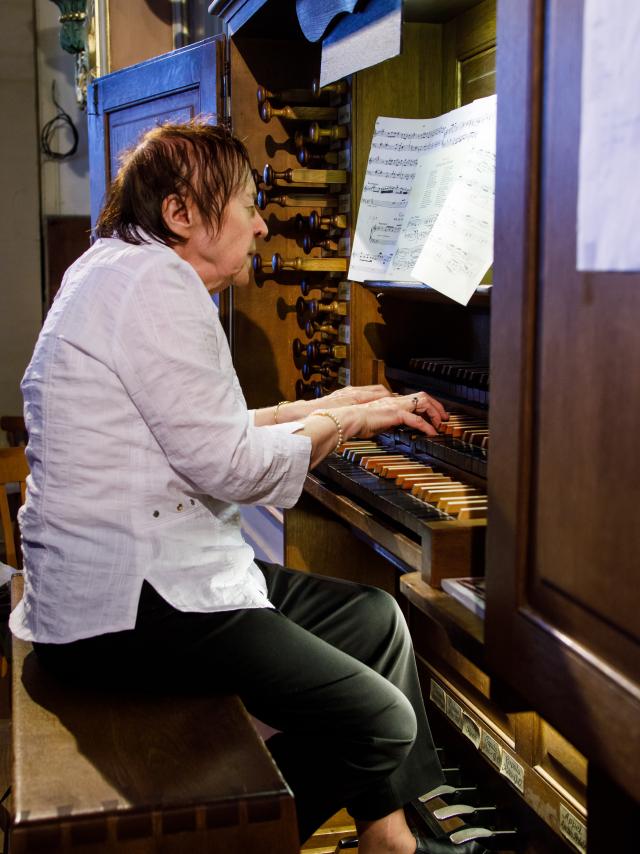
[320,384,392,407]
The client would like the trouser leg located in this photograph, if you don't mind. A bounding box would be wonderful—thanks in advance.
[256,563,444,836]
[34,568,444,842]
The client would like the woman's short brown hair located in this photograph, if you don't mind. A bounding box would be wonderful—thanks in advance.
[95,118,251,246]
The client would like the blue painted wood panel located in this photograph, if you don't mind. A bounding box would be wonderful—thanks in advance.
[88,37,224,227]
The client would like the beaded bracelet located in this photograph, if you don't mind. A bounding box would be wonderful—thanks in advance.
[274,400,291,424]
[311,409,344,453]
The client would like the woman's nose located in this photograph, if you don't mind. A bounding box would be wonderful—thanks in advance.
[255,211,268,238]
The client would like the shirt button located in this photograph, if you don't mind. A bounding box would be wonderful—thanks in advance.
[176,503,184,511]
[153,510,159,518]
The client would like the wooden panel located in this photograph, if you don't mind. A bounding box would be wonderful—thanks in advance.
[487,0,640,807]
[108,0,173,73]
[460,46,496,103]
[442,0,496,111]
[533,719,588,811]
[45,216,91,308]
[349,23,443,387]
[88,38,222,227]
[533,0,640,672]
[285,490,399,596]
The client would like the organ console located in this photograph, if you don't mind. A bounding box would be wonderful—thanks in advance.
[302,234,338,254]
[301,361,338,381]
[262,164,348,186]
[304,320,339,339]
[256,190,338,210]
[307,121,349,143]
[259,101,338,123]
[308,211,348,232]
[299,280,337,298]
[296,147,339,167]
[271,253,348,273]
[134,0,638,845]
[295,296,348,321]
[306,341,347,362]
[311,78,348,98]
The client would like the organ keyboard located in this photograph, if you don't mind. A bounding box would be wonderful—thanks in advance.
[314,417,488,587]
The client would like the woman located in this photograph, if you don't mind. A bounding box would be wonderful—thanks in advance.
[11,119,476,854]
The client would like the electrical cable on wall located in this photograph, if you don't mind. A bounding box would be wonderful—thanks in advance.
[40,81,79,160]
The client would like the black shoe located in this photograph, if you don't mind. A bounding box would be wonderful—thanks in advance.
[414,830,489,854]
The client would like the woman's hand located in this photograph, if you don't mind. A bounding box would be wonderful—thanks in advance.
[320,384,392,407]
[362,391,448,435]
[302,392,448,468]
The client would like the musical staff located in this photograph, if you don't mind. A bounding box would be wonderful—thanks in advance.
[349,96,497,286]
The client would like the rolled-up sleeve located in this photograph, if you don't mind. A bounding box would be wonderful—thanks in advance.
[111,253,312,507]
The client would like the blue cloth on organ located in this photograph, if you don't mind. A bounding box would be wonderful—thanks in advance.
[295,0,365,43]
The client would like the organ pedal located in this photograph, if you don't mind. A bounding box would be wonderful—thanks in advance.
[433,803,497,821]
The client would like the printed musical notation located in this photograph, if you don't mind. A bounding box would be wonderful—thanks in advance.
[348,95,497,301]
[370,223,401,246]
[412,133,496,305]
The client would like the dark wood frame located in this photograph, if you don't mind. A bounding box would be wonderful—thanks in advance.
[486,0,640,806]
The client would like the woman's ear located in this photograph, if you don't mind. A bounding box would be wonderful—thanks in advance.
[161,194,192,239]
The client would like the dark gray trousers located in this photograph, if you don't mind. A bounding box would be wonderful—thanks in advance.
[34,563,444,842]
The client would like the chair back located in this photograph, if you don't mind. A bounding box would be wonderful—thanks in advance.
[0,416,27,448]
[0,448,29,569]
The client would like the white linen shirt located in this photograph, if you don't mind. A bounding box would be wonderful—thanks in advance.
[9,237,311,643]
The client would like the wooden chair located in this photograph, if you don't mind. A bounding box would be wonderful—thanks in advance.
[0,448,27,852]
[0,449,28,570]
[0,419,27,450]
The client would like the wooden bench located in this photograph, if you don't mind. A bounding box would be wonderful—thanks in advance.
[9,579,299,853]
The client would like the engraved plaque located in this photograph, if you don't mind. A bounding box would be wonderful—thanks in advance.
[499,751,525,793]
[338,367,351,386]
[338,193,351,214]
[338,281,351,301]
[462,713,481,748]
[480,730,502,768]
[338,103,351,124]
[338,322,350,344]
[445,693,464,729]
[559,804,587,854]
[429,679,447,714]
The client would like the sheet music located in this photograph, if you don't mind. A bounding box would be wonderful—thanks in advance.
[385,145,468,281]
[349,96,496,283]
[577,0,640,271]
[411,135,495,306]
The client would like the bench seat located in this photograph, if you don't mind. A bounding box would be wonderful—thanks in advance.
[10,580,298,853]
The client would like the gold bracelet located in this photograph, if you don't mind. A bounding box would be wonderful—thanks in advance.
[274,400,291,424]
[311,409,344,453]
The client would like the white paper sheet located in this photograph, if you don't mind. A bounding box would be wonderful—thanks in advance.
[411,137,495,306]
[348,95,496,284]
[320,0,402,88]
[577,0,640,271]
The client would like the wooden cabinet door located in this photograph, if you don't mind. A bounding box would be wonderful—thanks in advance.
[487,0,640,807]
[87,37,224,227]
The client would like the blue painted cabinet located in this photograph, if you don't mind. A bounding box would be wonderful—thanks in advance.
[88,37,224,227]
